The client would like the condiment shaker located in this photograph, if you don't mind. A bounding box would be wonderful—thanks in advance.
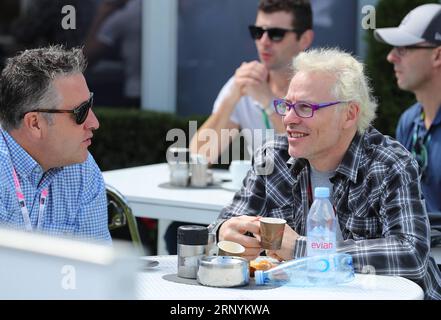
[177,225,208,279]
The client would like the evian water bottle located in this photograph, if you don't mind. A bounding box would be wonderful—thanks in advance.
[306,187,336,284]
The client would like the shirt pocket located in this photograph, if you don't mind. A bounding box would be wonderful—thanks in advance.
[346,215,381,240]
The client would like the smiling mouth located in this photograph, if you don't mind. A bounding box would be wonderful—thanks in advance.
[288,131,309,138]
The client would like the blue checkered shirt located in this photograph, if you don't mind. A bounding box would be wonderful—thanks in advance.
[219,126,441,299]
[0,129,111,244]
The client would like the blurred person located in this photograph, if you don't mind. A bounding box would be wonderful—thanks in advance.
[211,48,441,299]
[84,0,141,107]
[0,45,111,244]
[374,4,441,217]
[189,0,314,164]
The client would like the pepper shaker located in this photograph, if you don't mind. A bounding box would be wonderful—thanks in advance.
[177,225,208,279]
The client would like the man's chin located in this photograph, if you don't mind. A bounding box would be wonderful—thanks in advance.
[288,146,303,159]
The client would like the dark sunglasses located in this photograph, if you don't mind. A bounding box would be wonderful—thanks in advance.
[24,92,94,125]
[248,25,300,42]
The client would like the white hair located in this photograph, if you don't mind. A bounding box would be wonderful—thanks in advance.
[292,48,377,134]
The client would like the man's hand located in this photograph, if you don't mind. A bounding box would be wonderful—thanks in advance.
[233,61,273,107]
[219,215,263,260]
[266,224,299,261]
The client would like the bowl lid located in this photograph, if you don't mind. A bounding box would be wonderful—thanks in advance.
[199,256,248,269]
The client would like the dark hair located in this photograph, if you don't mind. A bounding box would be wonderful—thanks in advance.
[258,0,313,37]
[0,45,87,131]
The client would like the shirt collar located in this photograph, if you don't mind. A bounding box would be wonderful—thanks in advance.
[431,103,441,127]
[1,129,62,179]
[286,130,363,183]
[1,129,43,178]
[413,103,441,127]
[334,131,362,183]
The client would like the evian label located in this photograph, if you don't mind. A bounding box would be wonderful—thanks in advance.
[310,241,334,250]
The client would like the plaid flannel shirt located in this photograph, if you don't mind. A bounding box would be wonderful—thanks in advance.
[219,126,441,299]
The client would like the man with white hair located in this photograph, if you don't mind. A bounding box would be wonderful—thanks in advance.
[211,48,441,299]
[374,3,441,216]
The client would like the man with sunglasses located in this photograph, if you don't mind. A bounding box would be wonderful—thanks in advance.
[212,48,441,299]
[189,0,314,163]
[0,45,111,244]
[375,4,441,220]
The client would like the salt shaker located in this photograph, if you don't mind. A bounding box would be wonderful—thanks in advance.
[167,147,190,187]
[177,225,208,279]
[190,154,208,187]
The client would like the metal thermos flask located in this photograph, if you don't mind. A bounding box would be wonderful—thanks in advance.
[177,225,208,279]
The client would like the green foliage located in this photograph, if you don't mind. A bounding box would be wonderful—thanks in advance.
[89,107,208,171]
[365,0,433,137]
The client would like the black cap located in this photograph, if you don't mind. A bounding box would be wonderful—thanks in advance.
[177,225,208,245]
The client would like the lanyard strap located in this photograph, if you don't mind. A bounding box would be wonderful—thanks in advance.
[261,108,272,129]
[12,168,48,231]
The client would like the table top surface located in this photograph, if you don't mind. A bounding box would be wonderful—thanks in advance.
[137,255,424,300]
[103,163,236,211]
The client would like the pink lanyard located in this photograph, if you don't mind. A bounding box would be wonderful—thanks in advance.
[12,168,48,231]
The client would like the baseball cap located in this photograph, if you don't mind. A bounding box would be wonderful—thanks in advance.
[374,3,441,46]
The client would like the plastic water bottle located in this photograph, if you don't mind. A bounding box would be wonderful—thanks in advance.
[306,187,337,285]
[307,187,336,256]
[255,253,354,287]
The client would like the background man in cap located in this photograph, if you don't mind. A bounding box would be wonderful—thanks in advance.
[375,3,441,217]
[189,0,314,164]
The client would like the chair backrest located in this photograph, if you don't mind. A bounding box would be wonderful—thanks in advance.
[106,184,143,250]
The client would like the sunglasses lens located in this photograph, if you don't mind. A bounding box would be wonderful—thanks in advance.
[267,29,286,41]
[249,26,263,40]
[75,96,92,124]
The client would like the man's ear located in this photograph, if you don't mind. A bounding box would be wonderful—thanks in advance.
[432,46,441,68]
[342,102,360,129]
[299,29,314,51]
[22,112,43,138]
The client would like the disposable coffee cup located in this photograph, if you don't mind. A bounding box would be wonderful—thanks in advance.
[260,217,286,250]
[217,240,245,257]
[229,160,252,189]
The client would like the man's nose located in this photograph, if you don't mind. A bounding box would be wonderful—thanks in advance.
[259,31,272,45]
[283,107,302,126]
[387,48,399,64]
[84,109,100,130]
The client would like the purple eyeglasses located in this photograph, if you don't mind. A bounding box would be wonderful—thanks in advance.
[273,99,349,118]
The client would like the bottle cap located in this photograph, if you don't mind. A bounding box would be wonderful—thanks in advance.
[177,225,208,245]
[255,270,265,285]
[314,187,330,198]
